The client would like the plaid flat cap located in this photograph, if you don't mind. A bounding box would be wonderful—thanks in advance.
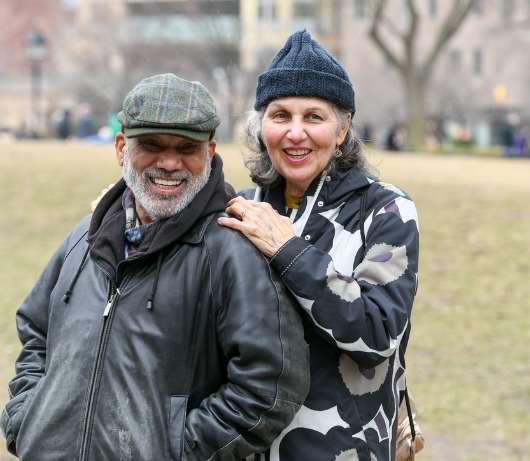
[117,73,220,142]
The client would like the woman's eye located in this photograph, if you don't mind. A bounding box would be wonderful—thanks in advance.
[273,112,288,119]
[309,113,322,120]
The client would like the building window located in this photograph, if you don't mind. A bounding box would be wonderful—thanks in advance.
[429,0,437,19]
[292,0,318,30]
[472,0,484,15]
[354,0,367,19]
[402,0,418,23]
[61,0,79,10]
[449,49,461,72]
[259,0,277,21]
[502,0,515,20]
[294,0,316,18]
[473,48,482,74]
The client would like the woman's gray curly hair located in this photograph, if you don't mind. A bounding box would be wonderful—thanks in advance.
[242,105,377,189]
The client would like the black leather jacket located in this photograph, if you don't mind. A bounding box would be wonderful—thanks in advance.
[1,157,309,461]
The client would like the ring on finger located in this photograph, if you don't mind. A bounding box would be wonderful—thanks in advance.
[241,209,248,219]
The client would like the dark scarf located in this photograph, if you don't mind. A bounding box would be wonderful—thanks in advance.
[88,153,236,283]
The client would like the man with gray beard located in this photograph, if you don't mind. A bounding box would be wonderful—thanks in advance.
[1,73,309,461]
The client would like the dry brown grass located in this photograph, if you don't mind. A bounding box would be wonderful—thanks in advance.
[0,141,529,460]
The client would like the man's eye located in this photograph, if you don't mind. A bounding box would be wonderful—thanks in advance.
[139,141,159,150]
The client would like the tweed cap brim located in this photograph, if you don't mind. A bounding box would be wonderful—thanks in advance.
[122,125,214,142]
[118,73,220,143]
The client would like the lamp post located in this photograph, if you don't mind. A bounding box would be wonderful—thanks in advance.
[213,67,230,142]
[25,27,48,138]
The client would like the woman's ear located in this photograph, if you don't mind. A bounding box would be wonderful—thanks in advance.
[337,112,351,146]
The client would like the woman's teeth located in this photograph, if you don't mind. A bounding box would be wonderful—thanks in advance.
[285,149,310,157]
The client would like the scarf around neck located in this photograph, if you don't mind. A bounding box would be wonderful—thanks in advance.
[87,153,236,282]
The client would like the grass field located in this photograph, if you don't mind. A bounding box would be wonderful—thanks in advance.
[0,140,528,460]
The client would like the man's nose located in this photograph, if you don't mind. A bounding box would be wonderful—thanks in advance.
[156,152,182,171]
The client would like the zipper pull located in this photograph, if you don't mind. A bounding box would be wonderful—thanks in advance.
[103,295,114,317]
[103,288,120,317]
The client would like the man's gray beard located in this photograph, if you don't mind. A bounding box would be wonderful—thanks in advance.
[122,145,212,221]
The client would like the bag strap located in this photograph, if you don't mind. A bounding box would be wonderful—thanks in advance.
[358,185,416,443]
[404,389,416,442]
[359,186,368,249]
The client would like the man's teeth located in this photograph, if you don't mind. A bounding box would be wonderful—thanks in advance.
[152,178,183,187]
[285,149,310,157]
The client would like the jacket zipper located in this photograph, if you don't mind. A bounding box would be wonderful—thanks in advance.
[78,278,121,461]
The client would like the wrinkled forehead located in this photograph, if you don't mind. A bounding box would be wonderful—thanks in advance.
[265,95,336,111]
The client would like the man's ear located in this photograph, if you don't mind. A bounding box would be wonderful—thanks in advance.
[116,132,126,166]
[208,139,216,161]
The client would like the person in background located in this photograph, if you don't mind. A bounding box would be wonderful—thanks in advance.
[361,122,374,144]
[514,124,528,157]
[385,124,404,151]
[218,30,420,461]
[1,73,309,461]
[499,113,516,157]
[57,109,71,139]
[76,102,96,138]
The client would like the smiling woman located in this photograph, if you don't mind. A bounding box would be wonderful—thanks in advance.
[217,29,420,461]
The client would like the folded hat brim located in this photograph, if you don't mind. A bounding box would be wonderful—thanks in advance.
[123,126,212,142]
[254,68,355,114]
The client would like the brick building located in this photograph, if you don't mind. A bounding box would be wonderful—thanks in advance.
[0,0,74,135]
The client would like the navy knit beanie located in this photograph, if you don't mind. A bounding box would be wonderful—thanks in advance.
[254,29,355,115]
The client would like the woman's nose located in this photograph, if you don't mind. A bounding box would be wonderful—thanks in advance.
[287,119,307,142]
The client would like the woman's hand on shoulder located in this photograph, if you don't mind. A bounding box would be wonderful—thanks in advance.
[218,196,295,258]
[90,184,115,213]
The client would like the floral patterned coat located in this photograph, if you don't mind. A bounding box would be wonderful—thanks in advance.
[240,166,419,461]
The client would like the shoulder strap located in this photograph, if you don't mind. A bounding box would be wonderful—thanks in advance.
[359,186,369,249]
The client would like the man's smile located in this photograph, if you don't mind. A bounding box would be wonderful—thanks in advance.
[149,177,185,189]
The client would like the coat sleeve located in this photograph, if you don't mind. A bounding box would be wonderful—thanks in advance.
[183,224,310,461]
[269,185,420,369]
[0,219,89,456]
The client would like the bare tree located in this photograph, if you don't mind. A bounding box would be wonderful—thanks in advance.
[368,0,475,145]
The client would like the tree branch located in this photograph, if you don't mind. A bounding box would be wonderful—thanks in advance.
[422,0,475,76]
[404,0,420,75]
[368,0,405,74]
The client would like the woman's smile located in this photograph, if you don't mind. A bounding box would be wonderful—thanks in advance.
[284,148,312,162]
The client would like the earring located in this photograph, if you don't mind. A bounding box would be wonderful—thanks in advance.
[333,147,343,158]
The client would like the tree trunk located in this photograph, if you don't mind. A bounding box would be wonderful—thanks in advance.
[405,74,426,146]
[367,0,476,147]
